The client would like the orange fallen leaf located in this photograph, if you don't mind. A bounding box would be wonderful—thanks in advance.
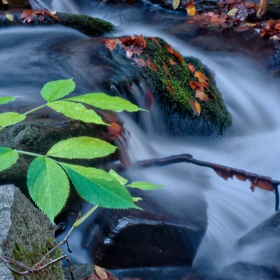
[194,71,209,86]
[173,51,183,64]
[167,45,174,54]
[169,58,176,65]
[166,81,175,94]
[104,39,116,51]
[95,265,108,279]
[187,63,195,73]
[44,8,59,21]
[146,59,158,71]
[185,1,196,16]
[195,88,209,101]
[190,81,203,90]
[256,0,267,18]
[163,62,171,77]
[108,122,122,140]
[189,98,200,116]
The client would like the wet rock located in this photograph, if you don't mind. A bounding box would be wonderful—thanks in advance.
[0,112,117,185]
[88,189,207,268]
[63,263,95,280]
[237,210,280,268]
[1,0,31,9]
[0,11,113,38]
[0,184,64,279]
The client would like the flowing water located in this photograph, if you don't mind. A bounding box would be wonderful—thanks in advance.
[1,0,280,275]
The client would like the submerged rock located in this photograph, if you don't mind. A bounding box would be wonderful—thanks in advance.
[88,189,207,268]
[0,184,63,279]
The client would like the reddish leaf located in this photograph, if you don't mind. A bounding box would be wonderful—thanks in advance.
[235,174,247,181]
[213,167,232,181]
[119,36,133,44]
[173,51,183,64]
[108,122,122,140]
[187,63,195,73]
[190,81,203,90]
[167,45,174,54]
[163,62,171,77]
[166,81,175,94]
[104,39,116,51]
[21,10,33,19]
[146,59,158,71]
[169,58,176,65]
[44,8,59,21]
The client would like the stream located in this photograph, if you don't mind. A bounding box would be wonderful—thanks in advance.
[1,0,280,278]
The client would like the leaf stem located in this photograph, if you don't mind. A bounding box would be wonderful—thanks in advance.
[23,104,47,115]
[16,150,43,158]
[74,205,99,228]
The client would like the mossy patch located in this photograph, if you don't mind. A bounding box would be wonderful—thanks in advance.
[137,37,232,136]
[11,238,64,280]
[57,13,113,37]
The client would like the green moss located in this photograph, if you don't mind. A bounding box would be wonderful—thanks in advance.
[57,13,113,37]
[135,37,232,136]
[11,238,64,280]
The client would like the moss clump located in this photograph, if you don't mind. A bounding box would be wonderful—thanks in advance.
[133,37,232,136]
[57,13,113,37]
[11,238,64,280]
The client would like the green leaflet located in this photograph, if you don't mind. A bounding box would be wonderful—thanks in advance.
[0,147,19,172]
[47,136,117,159]
[27,156,70,223]
[127,181,165,190]
[109,169,128,185]
[40,78,75,102]
[47,101,107,125]
[0,96,20,105]
[60,163,138,209]
[132,197,142,202]
[0,112,26,128]
[67,93,145,112]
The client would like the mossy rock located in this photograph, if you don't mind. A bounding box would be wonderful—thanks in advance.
[108,37,231,137]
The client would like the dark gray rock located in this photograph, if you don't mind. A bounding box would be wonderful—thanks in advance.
[63,263,95,280]
[88,188,207,268]
[0,184,64,280]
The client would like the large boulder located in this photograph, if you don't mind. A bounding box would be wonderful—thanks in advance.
[88,188,207,268]
[0,184,64,280]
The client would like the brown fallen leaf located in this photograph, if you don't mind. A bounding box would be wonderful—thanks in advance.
[108,122,122,140]
[105,39,116,51]
[126,50,134,58]
[189,98,200,116]
[146,59,158,71]
[163,62,171,77]
[95,265,108,279]
[44,8,59,21]
[173,51,183,64]
[134,57,146,67]
[187,63,195,73]
[167,45,174,54]
[195,88,209,101]
[169,58,176,65]
[190,81,203,90]
[256,0,267,18]
[166,81,175,94]
[173,0,181,10]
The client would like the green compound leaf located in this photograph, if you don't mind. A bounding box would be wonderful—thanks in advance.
[0,112,26,128]
[27,156,70,223]
[0,147,19,172]
[60,163,138,209]
[67,93,146,112]
[127,181,165,190]
[0,96,20,105]
[109,169,128,185]
[41,78,75,102]
[47,137,117,159]
[47,100,107,125]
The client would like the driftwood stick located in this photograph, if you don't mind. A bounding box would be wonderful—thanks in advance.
[113,153,280,211]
